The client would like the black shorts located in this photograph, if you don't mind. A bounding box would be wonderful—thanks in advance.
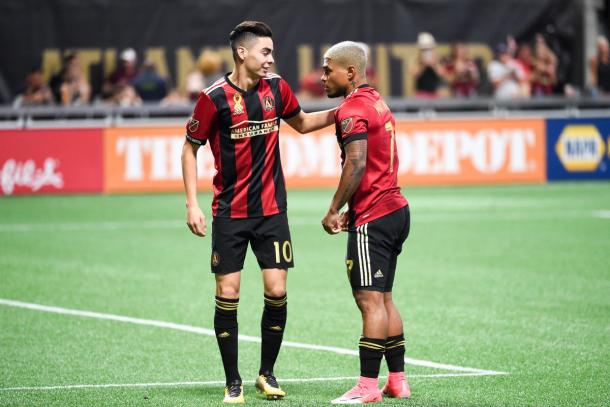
[211,212,294,273]
[346,206,410,292]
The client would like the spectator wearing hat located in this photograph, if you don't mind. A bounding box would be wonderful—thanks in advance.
[103,48,139,101]
[487,42,526,99]
[411,32,447,98]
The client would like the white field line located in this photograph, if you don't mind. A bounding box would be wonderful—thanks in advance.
[593,210,610,219]
[0,298,506,376]
[0,209,603,232]
[0,372,508,392]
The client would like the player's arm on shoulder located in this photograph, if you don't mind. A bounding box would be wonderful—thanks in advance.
[284,108,337,134]
[321,138,367,234]
[181,140,206,237]
[278,77,336,133]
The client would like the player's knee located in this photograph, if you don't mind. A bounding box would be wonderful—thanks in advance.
[264,286,286,298]
[354,291,384,315]
[216,285,240,299]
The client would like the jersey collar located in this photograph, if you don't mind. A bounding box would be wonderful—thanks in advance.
[225,72,261,95]
[346,83,370,99]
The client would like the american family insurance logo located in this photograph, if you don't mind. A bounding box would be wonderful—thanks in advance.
[1,158,64,195]
[555,125,606,172]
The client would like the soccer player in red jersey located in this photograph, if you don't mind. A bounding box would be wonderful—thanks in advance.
[181,21,335,403]
[320,41,411,404]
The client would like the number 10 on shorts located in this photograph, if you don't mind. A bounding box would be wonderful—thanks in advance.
[273,241,293,263]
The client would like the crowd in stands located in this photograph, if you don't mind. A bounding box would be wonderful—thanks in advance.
[13,48,224,108]
[12,33,610,107]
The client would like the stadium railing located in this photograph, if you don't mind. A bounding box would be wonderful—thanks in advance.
[1,96,609,128]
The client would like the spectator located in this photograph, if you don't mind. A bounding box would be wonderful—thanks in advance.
[298,67,326,99]
[589,35,610,95]
[185,50,223,101]
[13,68,54,107]
[49,53,76,103]
[103,48,138,101]
[58,54,91,106]
[109,84,141,107]
[530,34,557,96]
[411,32,447,98]
[487,42,526,99]
[514,43,534,96]
[132,59,168,102]
[444,42,479,97]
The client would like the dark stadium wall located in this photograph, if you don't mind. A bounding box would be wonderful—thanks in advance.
[0,0,582,100]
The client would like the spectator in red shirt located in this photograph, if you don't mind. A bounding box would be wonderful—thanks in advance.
[444,42,479,97]
[530,34,557,96]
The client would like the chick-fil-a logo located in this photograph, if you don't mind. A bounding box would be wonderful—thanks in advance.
[1,158,64,195]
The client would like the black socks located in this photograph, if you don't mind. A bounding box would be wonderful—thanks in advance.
[259,294,287,375]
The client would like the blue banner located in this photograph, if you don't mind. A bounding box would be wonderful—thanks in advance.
[546,118,610,181]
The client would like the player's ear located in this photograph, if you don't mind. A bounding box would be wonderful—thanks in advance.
[236,46,247,62]
[347,66,356,81]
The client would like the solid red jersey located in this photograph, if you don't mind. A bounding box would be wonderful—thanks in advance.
[185,73,301,218]
[335,85,408,226]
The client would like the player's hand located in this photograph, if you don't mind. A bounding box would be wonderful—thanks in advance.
[186,205,206,237]
[339,211,349,231]
[321,209,342,235]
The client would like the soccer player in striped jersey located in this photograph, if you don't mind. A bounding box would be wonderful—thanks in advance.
[320,41,411,404]
[181,21,335,403]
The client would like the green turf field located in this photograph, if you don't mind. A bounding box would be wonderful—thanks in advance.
[1,183,609,406]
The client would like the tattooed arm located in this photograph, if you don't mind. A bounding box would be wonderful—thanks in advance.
[321,139,367,234]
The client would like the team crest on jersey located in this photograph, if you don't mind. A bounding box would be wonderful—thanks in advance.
[341,117,354,134]
[188,117,199,133]
[211,251,220,267]
[263,96,275,112]
[233,93,244,115]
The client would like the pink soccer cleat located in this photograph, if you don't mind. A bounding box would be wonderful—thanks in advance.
[381,371,411,398]
[331,380,382,404]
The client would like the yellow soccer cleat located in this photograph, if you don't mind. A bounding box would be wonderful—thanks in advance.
[255,373,286,400]
[223,380,244,404]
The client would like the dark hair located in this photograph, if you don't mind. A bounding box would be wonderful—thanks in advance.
[229,21,273,61]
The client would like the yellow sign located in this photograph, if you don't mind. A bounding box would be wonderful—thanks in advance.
[555,125,606,172]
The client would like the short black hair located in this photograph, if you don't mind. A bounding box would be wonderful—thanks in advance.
[229,21,273,61]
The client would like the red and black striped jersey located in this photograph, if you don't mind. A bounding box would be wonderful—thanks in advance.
[186,73,301,218]
[335,84,408,226]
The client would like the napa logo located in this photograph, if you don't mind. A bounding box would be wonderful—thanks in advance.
[555,125,606,172]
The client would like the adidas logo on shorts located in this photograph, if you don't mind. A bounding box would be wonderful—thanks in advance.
[374,270,384,278]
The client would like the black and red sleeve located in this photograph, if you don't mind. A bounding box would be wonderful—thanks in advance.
[336,101,368,147]
[185,91,218,145]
